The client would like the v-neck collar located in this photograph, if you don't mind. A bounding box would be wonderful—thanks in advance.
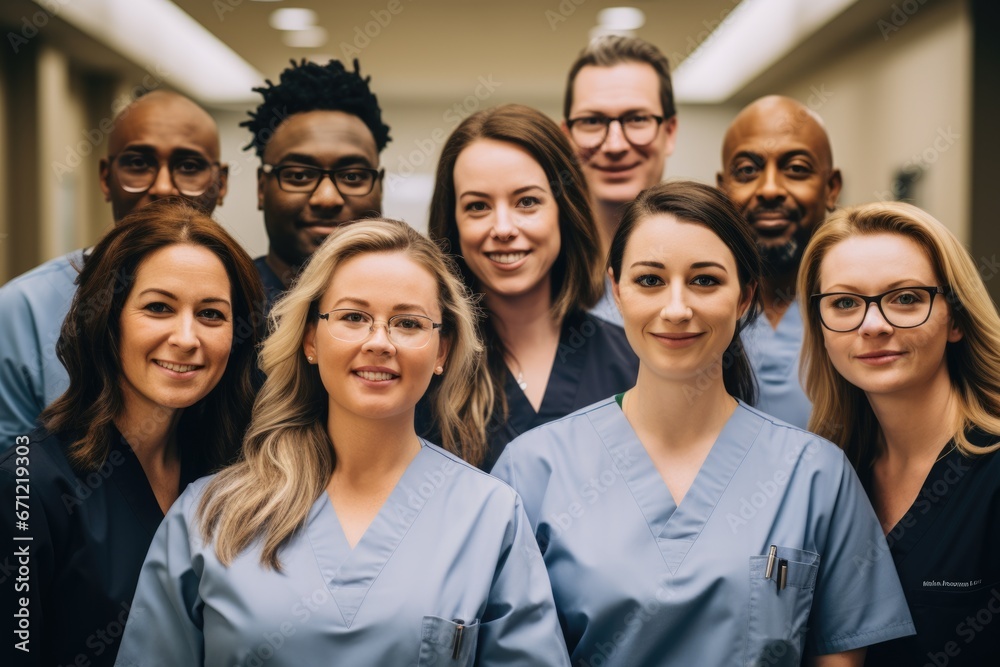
[305,441,441,628]
[588,399,762,574]
[863,436,986,564]
[505,311,591,431]
[107,430,194,535]
[752,297,803,339]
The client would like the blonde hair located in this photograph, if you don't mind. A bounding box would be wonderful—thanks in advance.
[799,201,1000,468]
[198,218,493,569]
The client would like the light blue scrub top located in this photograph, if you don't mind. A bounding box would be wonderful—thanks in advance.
[492,398,915,666]
[0,250,82,449]
[115,442,571,667]
[741,299,811,428]
[589,275,623,326]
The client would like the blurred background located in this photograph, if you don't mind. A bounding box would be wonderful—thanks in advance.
[0,0,997,298]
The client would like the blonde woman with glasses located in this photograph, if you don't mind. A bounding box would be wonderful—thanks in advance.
[115,219,570,666]
[799,201,1000,666]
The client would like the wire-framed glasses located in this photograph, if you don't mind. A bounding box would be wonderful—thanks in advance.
[565,113,666,148]
[110,151,220,196]
[318,309,442,348]
[262,164,383,196]
[811,286,946,332]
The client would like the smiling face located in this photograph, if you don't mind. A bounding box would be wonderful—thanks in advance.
[718,97,841,276]
[566,62,677,208]
[612,214,750,385]
[302,251,449,423]
[259,110,383,271]
[118,243,234,424]
[818,233,961,400]
[453,139,561,305]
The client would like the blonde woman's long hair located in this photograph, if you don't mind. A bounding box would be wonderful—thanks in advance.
[799,201,1000,469]
[198,218,493,569]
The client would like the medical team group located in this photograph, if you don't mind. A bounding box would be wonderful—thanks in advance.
[1,35,998,667]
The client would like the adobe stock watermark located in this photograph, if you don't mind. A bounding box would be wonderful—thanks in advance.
[877,0,932,40]
[544,0,588,31]
[666,0,742,70]
[384,75,502,192]
[7,0,71,54]
[872,126,959,202]
[51,64,172,182]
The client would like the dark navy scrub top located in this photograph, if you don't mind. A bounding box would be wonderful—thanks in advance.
[860,429,1000,666]
[0,428,200,667]
[419,311,639,470]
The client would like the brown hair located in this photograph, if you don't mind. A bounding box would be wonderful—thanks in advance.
[608,181,762,404]
[41,198,265,473]
[428,103,602,418]
[799,201,1000,468]
[563,35,676,121]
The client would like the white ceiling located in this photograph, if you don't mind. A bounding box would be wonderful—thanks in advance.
[169,0,747,104]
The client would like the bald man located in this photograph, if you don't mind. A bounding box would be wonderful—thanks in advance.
[717,95,842,428]
[0,91,228,448]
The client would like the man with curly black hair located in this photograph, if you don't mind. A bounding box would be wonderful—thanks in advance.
[243,59,391,308]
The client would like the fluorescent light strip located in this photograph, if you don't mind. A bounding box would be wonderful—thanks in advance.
[40,0,263,105]
[672,0,859,103]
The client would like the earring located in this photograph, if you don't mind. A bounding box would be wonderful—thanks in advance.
[434,366,444,375]
[307,355,314,363]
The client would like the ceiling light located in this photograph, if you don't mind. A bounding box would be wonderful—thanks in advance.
[269,7,317,31]
[43,0,262,105]
[672,0,859,103]
[282,26,328,48]
[597,7,645,31]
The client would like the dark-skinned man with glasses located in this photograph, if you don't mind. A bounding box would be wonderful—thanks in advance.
[0,90,228,449]
[717,95,843,428]
[561,36,678,325]
[242,59,390,311]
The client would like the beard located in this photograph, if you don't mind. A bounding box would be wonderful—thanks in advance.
[757,238,801,277]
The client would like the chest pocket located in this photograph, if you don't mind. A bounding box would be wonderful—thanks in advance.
[745,547,820,667]
[417,616,480,666]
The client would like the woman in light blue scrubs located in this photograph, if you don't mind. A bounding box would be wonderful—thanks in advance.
[115,219,570,666]
[492,182,915,666]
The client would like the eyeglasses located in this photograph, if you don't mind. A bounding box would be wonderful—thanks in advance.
[565,113,666,149]
[110,151,221,197]
[811,286,946,332]
[262,164,383,196]
[318,309,442,348]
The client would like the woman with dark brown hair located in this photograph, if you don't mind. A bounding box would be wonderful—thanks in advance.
[494,182,915,666]
[0,199,264,667]
[426,103,638,469]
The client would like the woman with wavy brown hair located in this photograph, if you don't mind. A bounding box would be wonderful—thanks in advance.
[115,218,569,666]
[0,199,264,667]
[427,104,638,469]
[799,201,1000,666]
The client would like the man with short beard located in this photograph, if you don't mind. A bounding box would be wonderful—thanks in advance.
[718,95,842,428]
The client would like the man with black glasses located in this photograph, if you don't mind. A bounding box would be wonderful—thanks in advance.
[242,59,390,310]
[0,90,227,448]
[562,36,678,324]
[717,95,843,428]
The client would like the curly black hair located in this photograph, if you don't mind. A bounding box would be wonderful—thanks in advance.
[241,59,391,157]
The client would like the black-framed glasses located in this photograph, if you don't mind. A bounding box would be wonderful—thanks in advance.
[565,113,666,149]
[262,164,383,196]
[110,151,221,196]
[318,309,442,348]
[811,286,946,332]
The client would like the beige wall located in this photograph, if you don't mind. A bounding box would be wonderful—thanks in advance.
[776,0,971,240]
